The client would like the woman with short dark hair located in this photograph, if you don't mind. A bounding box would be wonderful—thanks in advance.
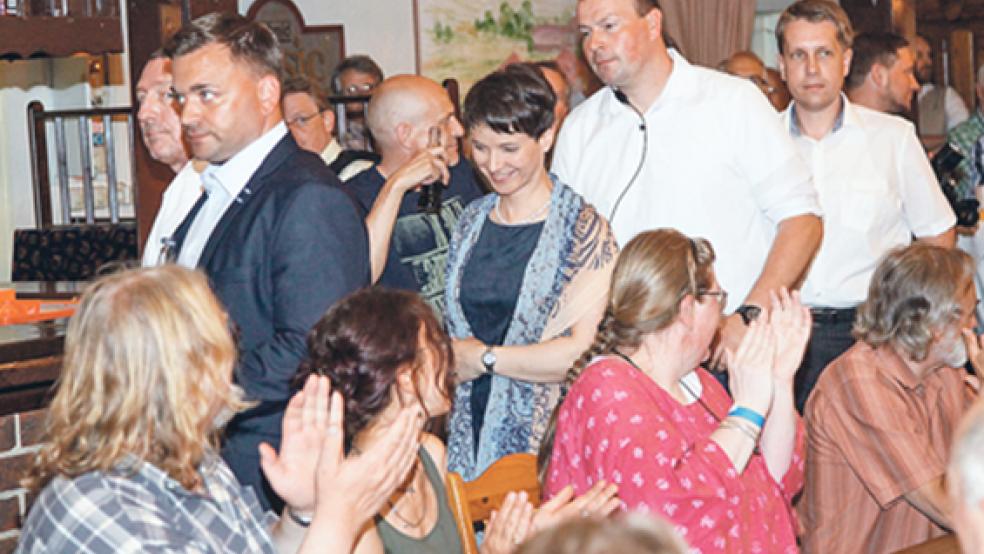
[445,63,618,481]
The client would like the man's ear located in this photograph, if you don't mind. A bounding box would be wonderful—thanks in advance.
[322,109,336,136]
[645,6,663,43]
[842,48,853,79]
[257,74,281,116]
[870,63,888,89]
[778,54,787,82]
[394,121,415,150]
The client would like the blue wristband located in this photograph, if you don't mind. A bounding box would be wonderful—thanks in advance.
[728,406,765,428]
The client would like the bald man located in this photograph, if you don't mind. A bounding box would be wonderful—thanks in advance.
[724,51,790,112]
[346,75,484,310]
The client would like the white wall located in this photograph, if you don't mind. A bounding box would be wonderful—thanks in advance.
[238,0,417,76]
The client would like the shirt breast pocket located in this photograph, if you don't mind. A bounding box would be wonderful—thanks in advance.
[841,178,901,234]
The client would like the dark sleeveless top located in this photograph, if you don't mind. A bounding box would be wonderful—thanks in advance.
[375,447,464,554]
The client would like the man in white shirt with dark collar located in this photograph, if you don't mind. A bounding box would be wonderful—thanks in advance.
[777,0,956,411]
[553,0,823,362]
[166,12,370,511]
[135,51,204,267]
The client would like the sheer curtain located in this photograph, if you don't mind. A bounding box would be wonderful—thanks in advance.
[659,0,758,68]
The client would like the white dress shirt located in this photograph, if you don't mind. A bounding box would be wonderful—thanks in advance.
[552,49,821,312]
[783,98,956,308]
[320,138,373,182]
[141,161,204,267]
[176,122,288,269]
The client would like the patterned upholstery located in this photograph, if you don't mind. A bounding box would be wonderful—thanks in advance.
[12,223,137,281]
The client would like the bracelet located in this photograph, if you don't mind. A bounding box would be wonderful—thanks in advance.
[727,406,765,428]
[720,420,759,443]
[287,507,312,528]
[725,417,761,439]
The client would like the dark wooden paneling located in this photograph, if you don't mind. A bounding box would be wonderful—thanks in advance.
[0,16,122,59]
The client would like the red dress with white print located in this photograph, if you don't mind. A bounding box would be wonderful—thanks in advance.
[545,356,805,553]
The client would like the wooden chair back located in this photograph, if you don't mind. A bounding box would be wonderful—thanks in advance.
[445,453,541,554]
[892,534,960,554]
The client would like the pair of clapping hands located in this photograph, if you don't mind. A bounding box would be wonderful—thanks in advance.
[721,289,812,417]
[258,375,424,553]
[480,482,621,553]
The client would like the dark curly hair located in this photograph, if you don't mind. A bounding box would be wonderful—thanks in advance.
[296,288,453,451]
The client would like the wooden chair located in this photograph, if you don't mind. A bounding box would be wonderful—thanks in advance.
[893,534,960,554]
[445,453,541,554]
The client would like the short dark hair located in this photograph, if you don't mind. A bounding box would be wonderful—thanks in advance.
[633,0,661,16]
[845,32,909,90]
[463,63,556,139]
[776,0,854,55]
[281,75,329,111]
[164,12,282,80]
[296,288,453,452]
[330,55,384,94]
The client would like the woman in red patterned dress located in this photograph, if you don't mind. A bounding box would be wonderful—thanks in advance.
[544,229,810,553]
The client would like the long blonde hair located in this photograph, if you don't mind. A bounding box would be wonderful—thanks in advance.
[539,229,715,479]
[26,265,246,492]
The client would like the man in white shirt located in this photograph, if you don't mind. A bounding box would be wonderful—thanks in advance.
[845,32,921,116]
[778,0,956,411]
[135,51,203,267]
[553,0,823,360]
[280,75,376,181]
[915,34,970,150]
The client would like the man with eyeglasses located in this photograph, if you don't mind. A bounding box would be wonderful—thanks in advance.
[331,55,384,151]
[281,76,377,181]
[777,0,955,412]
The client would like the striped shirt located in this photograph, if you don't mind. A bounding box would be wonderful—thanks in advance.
[800,342,973,554]
[16,453,277,553]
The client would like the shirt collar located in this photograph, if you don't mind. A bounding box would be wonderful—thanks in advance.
[207,121,288,200]
[320,137,343,165]
[785,94,857,138]
[603,48,693,118]
[875,344,924,390]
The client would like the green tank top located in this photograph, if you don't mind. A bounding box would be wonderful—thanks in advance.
[375,448,464,554]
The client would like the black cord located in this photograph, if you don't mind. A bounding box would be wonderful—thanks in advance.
[608,88,648,223]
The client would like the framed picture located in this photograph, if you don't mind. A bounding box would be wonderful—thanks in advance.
[246,0,344,92]
[412,0,598,97]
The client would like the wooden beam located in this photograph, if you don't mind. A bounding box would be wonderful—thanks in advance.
[949,29,975,112]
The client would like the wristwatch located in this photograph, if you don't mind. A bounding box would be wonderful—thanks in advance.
[481,345,497,373]
[735,304,762,325]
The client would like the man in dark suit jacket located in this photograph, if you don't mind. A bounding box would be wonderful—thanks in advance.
[166,13,369,510]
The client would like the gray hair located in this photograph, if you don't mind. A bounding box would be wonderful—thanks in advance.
[854,244,974,361]
[949,404,984,507]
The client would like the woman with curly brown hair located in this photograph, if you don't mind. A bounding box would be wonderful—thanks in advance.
[544,229,809,553]
[298,287,619,554]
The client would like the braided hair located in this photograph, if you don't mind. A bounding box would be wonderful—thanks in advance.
[538,229,716,481]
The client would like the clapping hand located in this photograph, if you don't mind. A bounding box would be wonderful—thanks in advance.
[725,314,777,417]
[768,288,811,385]
[962,329,984,393]
[259,374,331,514]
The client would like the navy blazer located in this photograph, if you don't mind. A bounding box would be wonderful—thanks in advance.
[196,134,370,436]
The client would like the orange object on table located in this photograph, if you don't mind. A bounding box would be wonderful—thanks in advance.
[0,288,78,325]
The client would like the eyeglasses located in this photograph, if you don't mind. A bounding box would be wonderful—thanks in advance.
[286,111,323,130]
[699,289,728,309]
[342,82,376,96]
